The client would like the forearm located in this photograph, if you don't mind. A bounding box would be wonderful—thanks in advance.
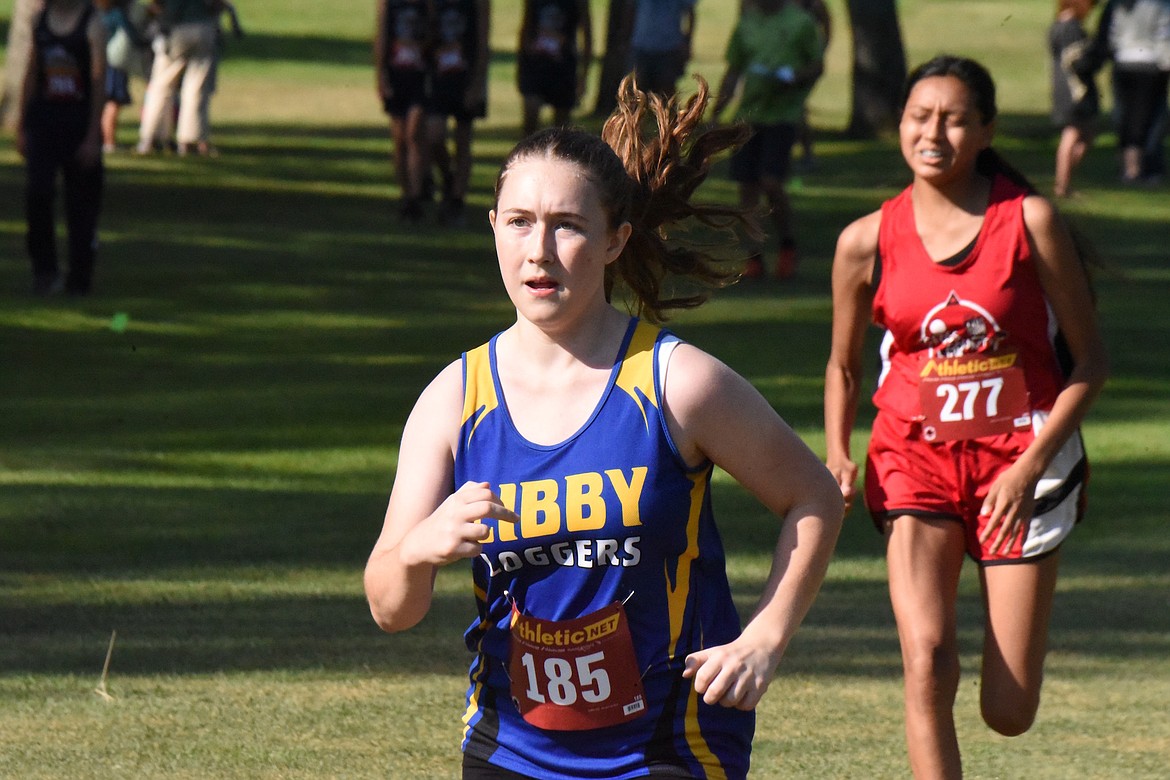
[740,498,843,659]
[823,359,861,464]
[1016,364,1107,479]
[364,543,438,633]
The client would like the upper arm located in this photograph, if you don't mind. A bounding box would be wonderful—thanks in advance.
[372,360,464,552]
[374,0,387,55]
[88,15,108,76]
[827,211,881,373]
[1021,195,1108,383]
[663,345,840,519]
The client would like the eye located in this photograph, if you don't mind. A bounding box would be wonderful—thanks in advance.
[507,216,531,228]
[555,220,581,233]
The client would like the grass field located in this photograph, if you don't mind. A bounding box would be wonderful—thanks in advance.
[1,1,1168,777]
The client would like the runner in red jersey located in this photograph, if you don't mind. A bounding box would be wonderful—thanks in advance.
[824,56,1108,779]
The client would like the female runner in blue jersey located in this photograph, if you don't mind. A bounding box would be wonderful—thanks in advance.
[364,76,845,780]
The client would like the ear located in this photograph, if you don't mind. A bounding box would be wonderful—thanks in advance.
[981,118,998,150]
[488,209,497,231]
[606,221,633,265]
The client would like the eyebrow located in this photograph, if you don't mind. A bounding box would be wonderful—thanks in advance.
[499,206,590,222]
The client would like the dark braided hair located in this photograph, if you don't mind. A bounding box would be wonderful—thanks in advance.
[494,75,751,323]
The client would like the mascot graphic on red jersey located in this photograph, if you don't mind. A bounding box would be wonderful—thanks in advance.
[919,291,1006,358]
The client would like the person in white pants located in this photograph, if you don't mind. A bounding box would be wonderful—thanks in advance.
[136,0,217,155]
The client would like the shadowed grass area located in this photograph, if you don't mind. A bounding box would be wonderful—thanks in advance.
[1,0,1169,778]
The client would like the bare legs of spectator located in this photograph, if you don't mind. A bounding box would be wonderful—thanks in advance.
[1054,123,1093,197]
[392,105,427,221]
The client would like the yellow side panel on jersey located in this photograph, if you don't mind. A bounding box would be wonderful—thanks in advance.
[462,343,499,448]
[665,469,711,658]
[685,684,729,780]
[613,320,661,433]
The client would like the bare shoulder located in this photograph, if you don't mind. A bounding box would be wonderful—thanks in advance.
[662,341,739,415]
[1020,193,1081,272]
[401,358,465,450]
[835,210,881,262]
[660,342,771,461]
[1021,192,1061,233]
[832,209,882,286]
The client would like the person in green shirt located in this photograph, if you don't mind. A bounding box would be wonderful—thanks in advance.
[713,0,823,279]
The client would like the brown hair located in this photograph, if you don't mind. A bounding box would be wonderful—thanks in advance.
[494,76,750,323]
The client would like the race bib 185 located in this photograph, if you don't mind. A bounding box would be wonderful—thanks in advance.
[508,601,646,731]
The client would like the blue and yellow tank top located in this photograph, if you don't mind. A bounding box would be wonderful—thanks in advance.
[455,317,753,779]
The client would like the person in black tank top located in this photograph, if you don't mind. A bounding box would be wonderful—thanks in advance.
[17,0,107,296]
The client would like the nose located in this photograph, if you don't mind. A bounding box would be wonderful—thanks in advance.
[922,112,945,141]
[524,220,555,265]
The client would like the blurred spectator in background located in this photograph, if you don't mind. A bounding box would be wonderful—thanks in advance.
[517,0,592,136]
[794,0,829,172]
[425,0,490,226]
[136,0,221,157]
[713,0,824,280]
[629,0,695,98]
[375,0,431,221]
[17,0,106,296]
[96,0,150,153]
[1049,0,1100,197]
[1080,0,1170,183]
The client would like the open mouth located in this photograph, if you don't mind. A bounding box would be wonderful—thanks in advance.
[526,278,559,292]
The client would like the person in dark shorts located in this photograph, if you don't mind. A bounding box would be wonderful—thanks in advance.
[516,0,592,136]
[629,0,696,98]
[712,0,823,280]
[425,0,490,226]
[376,0,431,221]
[1049,0,1100,197]
[18,0,107,296]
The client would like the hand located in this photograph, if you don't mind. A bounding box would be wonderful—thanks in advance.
[682,636,780,710]
[399,481,520,567]
[826,456,859,514]
[978,462,1040,557]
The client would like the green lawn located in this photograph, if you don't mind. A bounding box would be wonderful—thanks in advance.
[1,1,1168,777]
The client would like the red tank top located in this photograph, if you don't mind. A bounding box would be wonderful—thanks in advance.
[871,176,1065,432]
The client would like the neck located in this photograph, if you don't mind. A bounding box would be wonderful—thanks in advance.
[912,171,993,217]
[508,304,631,371]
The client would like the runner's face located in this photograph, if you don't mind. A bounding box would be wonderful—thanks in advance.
[899,75,994,184]
[490,157,630,328]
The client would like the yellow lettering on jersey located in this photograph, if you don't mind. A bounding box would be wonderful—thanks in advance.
[606,467,647,527]
[489,482,518,543]
[520,479,561,538]
[566,472,607,531]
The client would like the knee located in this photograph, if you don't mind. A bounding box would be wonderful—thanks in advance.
[901,638,961,699]
[981,690,1040,737]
